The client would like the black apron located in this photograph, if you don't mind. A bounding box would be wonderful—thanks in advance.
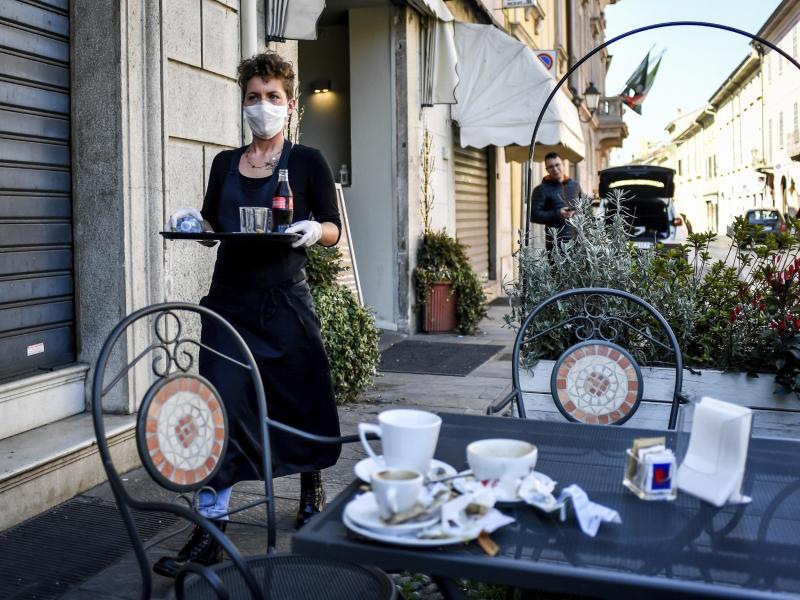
[198,141,341,487]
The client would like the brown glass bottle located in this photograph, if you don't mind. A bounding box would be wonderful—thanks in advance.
[272,168,294,232]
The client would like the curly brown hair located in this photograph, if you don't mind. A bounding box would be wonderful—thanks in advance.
[237,52,295,100]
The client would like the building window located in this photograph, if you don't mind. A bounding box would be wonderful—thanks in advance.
[768,119,773,162]
[678,159,682,176]
[780,112,784,148]
[794,102,799,137]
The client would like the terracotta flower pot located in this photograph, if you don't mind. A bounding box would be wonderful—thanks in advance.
[423,281,458,332]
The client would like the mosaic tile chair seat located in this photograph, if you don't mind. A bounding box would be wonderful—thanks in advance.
[91,302,396,600]
[488,288,686,429]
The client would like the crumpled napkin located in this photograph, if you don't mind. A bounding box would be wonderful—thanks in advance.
[557,484,621,537]
[517,472,560,512]
[418,489,514,540]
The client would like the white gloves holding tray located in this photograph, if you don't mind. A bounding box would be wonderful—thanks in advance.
[286,220,322,248]
[166,207,204,232]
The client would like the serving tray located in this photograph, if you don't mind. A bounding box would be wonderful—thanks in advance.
[160,231,299,243]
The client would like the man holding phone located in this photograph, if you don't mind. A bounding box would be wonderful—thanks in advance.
[530,151,582,253]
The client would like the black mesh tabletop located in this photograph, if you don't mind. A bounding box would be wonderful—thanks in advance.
[293,413,800,599]
[178,555,395,599]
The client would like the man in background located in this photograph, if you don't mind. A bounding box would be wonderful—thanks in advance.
[530,151,582,253]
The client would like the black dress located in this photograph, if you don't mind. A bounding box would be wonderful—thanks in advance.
[198,141,342,487]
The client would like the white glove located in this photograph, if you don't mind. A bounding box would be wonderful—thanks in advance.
[166,207,204,231]
[286,220,323,248]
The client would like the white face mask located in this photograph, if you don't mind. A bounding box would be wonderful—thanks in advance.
[243,102,288,140]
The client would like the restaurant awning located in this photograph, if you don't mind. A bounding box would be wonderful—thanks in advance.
[265,0,326,41]
[407,0,459,105]
[451,23,586,163]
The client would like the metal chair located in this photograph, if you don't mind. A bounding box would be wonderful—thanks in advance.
[487,288,686,429]
[91,302,396,600]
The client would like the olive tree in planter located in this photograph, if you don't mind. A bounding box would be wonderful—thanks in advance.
[416,231,487,334]
[414,126,487,334]
[306,245,380,404]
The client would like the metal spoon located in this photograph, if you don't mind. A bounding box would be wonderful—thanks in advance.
[425,470,473,485]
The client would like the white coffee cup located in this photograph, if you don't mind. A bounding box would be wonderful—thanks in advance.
[358,409,442,476]
[467,438,538,482]
[371,468,423,519]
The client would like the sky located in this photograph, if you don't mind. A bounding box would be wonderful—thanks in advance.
[604,0,783,165]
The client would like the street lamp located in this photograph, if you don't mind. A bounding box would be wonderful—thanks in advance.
[571,81,601,122]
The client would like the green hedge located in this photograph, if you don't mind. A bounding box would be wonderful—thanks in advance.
[307,246,380,404]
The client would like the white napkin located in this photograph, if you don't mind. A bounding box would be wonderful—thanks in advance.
[518,472,560,512]
[558,484,621,537]
[422,489,514,539]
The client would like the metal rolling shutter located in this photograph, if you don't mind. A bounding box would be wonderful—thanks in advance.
[454,143,490,281]
[0,0,75,381]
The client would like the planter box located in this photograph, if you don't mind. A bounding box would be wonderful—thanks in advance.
[423,282,458,333]
[515,360,800,437]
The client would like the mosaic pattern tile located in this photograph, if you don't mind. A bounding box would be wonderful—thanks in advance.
[551,341,642,425]
[137,375,226,490]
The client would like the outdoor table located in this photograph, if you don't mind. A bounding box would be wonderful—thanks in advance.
[292,412,800,599]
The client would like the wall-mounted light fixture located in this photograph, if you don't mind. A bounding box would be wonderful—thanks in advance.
[569,81,601,123]
[310,79,332,94]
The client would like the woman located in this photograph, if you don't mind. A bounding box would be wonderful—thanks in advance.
[155,52,342,577]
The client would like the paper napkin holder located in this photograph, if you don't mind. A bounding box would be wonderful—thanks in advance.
[676,397,752,507]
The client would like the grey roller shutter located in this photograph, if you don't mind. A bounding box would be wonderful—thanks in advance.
[453,142,490,281]
[0,0,75,381]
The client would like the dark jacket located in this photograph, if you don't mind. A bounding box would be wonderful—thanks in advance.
[530,177,582,236]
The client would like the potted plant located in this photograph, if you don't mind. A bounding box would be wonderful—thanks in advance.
[414,126,487,334]
[416,231,487,333]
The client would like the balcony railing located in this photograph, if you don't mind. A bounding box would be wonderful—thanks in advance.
[597,96,624,122]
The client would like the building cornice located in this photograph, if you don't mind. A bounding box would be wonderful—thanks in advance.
[755,0,798,45]
[708,53,760,107]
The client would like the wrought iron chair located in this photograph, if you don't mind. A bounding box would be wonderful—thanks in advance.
[91,302,396,600]
[487,288,686,429]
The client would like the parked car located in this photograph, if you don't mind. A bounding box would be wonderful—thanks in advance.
[598,165,686,248]
[726,208,787,242]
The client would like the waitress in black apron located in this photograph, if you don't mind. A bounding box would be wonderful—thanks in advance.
[155,52,342,577]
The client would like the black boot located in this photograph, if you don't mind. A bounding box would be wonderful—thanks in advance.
[296,470,326,529]
[153,520,227,578]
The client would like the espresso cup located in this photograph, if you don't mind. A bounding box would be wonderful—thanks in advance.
[358,409,442,476]
[371,468,423,519]
[467,438,538,482]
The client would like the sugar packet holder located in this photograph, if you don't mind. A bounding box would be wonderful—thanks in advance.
[623,436,677,501]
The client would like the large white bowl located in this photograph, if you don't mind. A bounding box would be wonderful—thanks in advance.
[466,438,538,482]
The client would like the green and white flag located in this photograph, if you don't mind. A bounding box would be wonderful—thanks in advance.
[619,49,664,115]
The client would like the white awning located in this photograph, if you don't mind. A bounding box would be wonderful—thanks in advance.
[266,0,325,41]
[408,0,459,105]
[451,23,586,163]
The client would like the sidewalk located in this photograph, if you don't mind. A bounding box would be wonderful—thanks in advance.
[59,303,516,599]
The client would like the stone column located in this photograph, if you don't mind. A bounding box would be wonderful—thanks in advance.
[72,0,164,412]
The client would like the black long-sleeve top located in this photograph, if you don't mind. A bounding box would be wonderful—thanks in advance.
[201,143,340,288]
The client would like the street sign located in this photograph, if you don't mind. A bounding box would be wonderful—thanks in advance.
[536,49,558,77]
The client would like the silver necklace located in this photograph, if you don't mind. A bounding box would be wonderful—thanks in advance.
[245,145,280,169]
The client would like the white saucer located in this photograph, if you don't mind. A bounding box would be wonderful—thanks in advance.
[354,457,457,483]
[343,492,439,534]
[343,512,480,547]
[453,470,556,505]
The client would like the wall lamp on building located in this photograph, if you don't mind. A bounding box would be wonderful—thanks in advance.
[310,79,332,94]
[570,81,601,123]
